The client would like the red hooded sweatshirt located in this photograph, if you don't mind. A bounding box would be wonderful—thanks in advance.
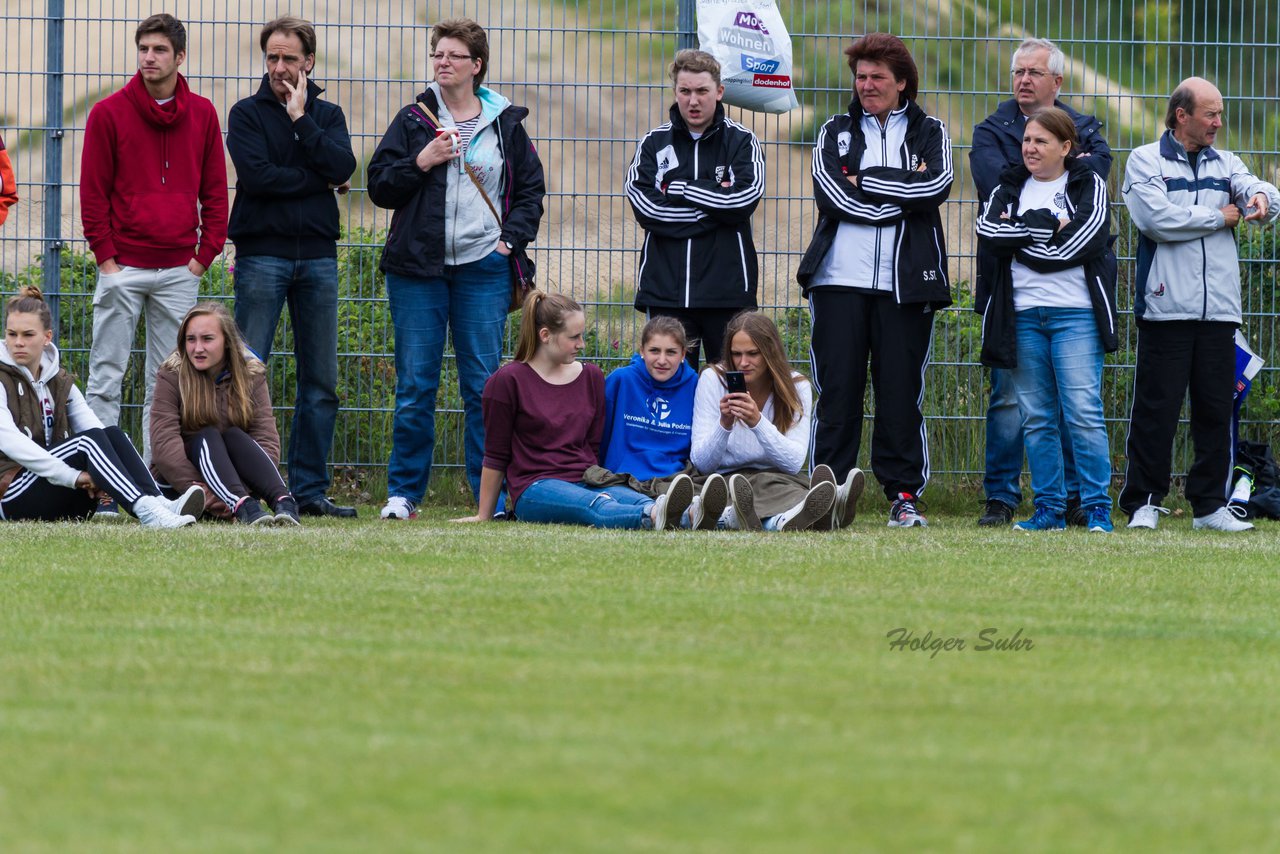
[80,72,228,269]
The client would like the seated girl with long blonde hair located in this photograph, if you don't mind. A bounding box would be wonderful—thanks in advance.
[150,302,299,525]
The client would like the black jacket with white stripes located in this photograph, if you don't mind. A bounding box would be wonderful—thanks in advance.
[626,103,764,309]
[796,96,953,308]
[974,157,1118,369]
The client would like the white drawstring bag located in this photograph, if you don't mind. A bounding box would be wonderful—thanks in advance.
[697,0,799,113]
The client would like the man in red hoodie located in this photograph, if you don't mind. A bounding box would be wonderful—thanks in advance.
[80,13,227,482]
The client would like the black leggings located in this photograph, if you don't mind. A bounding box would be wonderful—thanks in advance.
[186,426,288,507]
[1,426,160,520]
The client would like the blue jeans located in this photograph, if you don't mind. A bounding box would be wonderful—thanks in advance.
[985,368,1081,508]
[233,255,339,504]
[1011,308,1112,513]
[385,251,510,502]
[515,479,655,529]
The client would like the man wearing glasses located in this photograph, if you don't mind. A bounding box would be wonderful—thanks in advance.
[969,37,1112,528]
[226,16,358,517]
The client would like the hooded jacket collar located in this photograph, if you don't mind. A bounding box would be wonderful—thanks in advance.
[0,340,61,386]
[123,70,191,129]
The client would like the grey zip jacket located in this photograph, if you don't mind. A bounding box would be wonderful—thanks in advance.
[1123,130,1280,322]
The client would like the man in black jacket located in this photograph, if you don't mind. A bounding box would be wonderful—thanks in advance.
[626,50,764,367]
[969,37,1111,528]
[227,16,358,517]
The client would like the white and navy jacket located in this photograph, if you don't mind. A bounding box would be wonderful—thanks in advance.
[796,96,953,307]
[975,158,1118,368]
[626,103,764,309]
[1123,130,1280,323]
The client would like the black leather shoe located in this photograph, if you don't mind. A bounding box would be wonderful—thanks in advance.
[298,496,358,518]
[1065,496,1087,527]
[977,499,1014,527]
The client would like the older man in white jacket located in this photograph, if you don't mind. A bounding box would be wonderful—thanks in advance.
[1120,76,1280,532]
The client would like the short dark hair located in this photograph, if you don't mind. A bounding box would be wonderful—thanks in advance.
[670,49,721,87]
[431,18,489,90]
[135,13,186,55]
[845,33,919,102]
[260,16,316,58]
[1027,107,1080,154]
[1165,83,1198,130]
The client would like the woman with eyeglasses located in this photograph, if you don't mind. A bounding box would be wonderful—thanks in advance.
[368,17,545,521]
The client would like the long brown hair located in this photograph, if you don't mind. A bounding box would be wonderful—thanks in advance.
[715,311,803,433]
[514,290,583,363]
[165,302,263,432]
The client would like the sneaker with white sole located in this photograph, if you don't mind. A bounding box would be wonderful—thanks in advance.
[93,497,127,523]
[1192,505,1255,532]
[168,484,205,520]
[1127,503,1169,529]
[651,473,693,531]
[1086,506,1114,533]
[689,473,727,530]
[833,468,865,529]
[133,495,197,529]
[234,498,274,526]
[728,474,762,531]
[887,493,928,528]
[771,481,836,531]
[809,464,836,528]
[380,496,417,520]
[1013,505,1066,531]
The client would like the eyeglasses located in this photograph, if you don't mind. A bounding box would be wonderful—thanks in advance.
[1012,68,1051,79]
[432,52,474,63]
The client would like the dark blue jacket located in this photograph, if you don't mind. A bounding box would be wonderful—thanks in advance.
[600,354,697,480]
[969,98,1111,203]
[226,76,356,259]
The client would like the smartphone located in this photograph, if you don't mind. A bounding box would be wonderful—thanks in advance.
[724,370,747,394]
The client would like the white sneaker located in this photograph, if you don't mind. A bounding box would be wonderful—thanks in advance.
[134,495,197,529]
[380,496,417,520]
[1127,504,1169,529]
[1192,506,1255,532]
[652,473,693,531]
[833,468,866,529]
[728,474,762,531]
[168,484,205,519]
[772,481,836,531]
[689,473,727,530]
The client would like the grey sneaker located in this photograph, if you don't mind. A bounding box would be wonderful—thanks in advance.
[689,473,727,530]
[773,481,837,531]
[728,474,762,531]
[887,493,928,528]
[1192,506,1255,532]
[832,468,865,529]
[169,484,205,520]
[809,464,837,528]
[652,473,693,531]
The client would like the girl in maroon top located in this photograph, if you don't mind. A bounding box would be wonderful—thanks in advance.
[456,291,692,528]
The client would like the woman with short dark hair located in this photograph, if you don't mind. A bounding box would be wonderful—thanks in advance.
[796,33,953,528]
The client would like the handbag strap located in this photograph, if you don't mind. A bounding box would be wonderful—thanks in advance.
[414,101,502,227]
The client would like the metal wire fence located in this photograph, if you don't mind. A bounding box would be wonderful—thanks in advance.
[2,0,1278,494]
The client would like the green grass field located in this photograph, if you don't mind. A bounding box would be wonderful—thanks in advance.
[3,509,1279,852]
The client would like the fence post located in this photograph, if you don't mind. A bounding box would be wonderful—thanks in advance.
[677,0,696,50]
[43,0,65,331]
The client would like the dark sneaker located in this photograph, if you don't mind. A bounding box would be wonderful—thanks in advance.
[93,497,126,523]
[887,493,928,528]
[977,499,1014,527]
[273,495,301,527]
[1013,505,1066,531]
[1065,496,1087,527]
[234,497,273,526]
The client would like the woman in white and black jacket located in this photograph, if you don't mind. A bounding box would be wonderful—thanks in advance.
[975,107,1117,533]
[796,33,953,528]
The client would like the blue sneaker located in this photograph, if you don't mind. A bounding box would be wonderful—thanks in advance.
[1086,506,1114,533]
[1013,506,1066,531]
